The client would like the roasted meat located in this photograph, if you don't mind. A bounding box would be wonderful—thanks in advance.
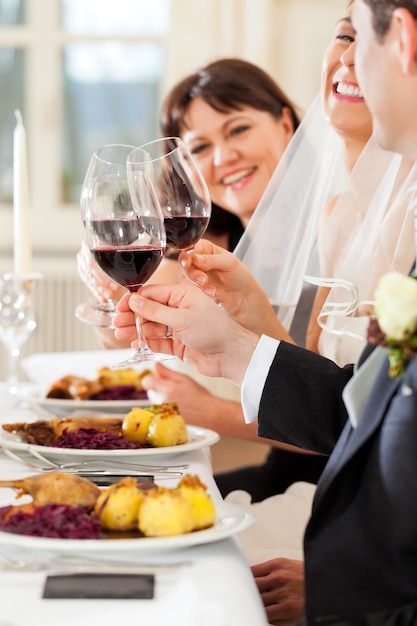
[45,368,152,400]
[45,375,103,400]
[0,472,100,508]
[2,416,123,445]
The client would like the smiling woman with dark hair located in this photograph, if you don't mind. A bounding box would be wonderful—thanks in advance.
[159,57,301,251]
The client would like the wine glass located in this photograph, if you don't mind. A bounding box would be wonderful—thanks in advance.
[126,137,211,254]
[126,137,238,311]
[0,273,38,395]
[75,143,137,328]
[84,144,175,367]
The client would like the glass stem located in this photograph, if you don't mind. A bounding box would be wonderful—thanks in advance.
[7,345,20,395]
[135,314,150,353]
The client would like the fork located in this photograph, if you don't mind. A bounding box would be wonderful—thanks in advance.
[0,552,192,573]
[28,448,189,472]
[3,449,183,478]
[3,448,52,472]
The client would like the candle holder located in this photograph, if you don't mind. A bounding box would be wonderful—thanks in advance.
[0,272,42,395]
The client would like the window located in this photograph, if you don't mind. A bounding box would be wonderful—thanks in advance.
[61,0,169,202]
[0,1,25,204]
[0,0,170,253]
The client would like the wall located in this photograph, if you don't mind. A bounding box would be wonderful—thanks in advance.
[165,0,347,113]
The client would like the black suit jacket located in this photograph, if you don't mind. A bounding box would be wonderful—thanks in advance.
[257,341,417,624]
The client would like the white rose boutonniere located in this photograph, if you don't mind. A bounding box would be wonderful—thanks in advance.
[367,272,417,377]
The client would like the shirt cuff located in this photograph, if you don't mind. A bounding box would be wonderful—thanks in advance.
[241,335,280,424]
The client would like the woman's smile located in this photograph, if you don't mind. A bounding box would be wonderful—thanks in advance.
[221,167,257,189]
[333,80,364,102]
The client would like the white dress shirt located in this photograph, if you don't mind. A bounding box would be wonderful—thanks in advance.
[241,334,280,424]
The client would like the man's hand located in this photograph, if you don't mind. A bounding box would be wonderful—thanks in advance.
[252,558,306,622]
[114,282,260,386]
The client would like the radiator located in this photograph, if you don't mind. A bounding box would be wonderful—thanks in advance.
[0,267,102,382]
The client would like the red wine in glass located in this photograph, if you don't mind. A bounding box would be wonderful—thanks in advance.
[127,137,211,254]
[164,215,210,250]
[92,245,164,292]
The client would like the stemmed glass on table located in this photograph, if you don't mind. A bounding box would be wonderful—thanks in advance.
[75,144,137,329]
[83,143,175,367]
[0,273,38,395]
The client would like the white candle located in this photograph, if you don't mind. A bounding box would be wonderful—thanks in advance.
[13,110,32,274]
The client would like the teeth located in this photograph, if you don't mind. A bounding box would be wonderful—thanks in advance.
[336,82,363,98]
[222,168,254,186]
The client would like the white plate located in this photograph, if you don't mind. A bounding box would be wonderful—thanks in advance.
[0,424,220,461]
[20,349,150,384]
[17,384,150,416]
[0,501,253,553]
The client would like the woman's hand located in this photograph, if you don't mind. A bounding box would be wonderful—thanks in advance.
[77,240,127,303]
[142,363,214,415]
[113,282,259,385]
[179,239,291,341]
[251,558,305,622]
[141,363,227,428]
[179,239,260,314]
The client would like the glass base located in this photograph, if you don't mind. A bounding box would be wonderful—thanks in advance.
[111,347,177,369]
[75,300,116,329]
[6,378,20,396]
[214,297,242,316]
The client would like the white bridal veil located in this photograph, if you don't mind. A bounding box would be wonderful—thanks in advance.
[235,95,417,366]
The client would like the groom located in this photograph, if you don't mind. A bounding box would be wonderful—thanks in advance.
[114,1,417,623]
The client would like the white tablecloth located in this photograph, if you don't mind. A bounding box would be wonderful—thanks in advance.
[0,374,267,626]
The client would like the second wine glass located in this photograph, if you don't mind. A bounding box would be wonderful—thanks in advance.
[84,144,175,367]
[127,137,211,254]
[128,137,239,312]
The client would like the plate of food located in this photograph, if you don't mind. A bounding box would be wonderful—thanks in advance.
[18,366,153,416]
[0,403,220,461]
[0,473,254,553]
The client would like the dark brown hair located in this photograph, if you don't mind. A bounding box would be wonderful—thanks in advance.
[160,58,301,138]
[363,0,417,39]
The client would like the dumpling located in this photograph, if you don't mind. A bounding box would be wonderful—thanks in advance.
[177,475,216,530]
[138,487,194,537]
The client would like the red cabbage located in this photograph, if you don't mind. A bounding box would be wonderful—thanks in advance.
[46,427,148,450]
[0,503,102,539]
[90,385,148,401]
